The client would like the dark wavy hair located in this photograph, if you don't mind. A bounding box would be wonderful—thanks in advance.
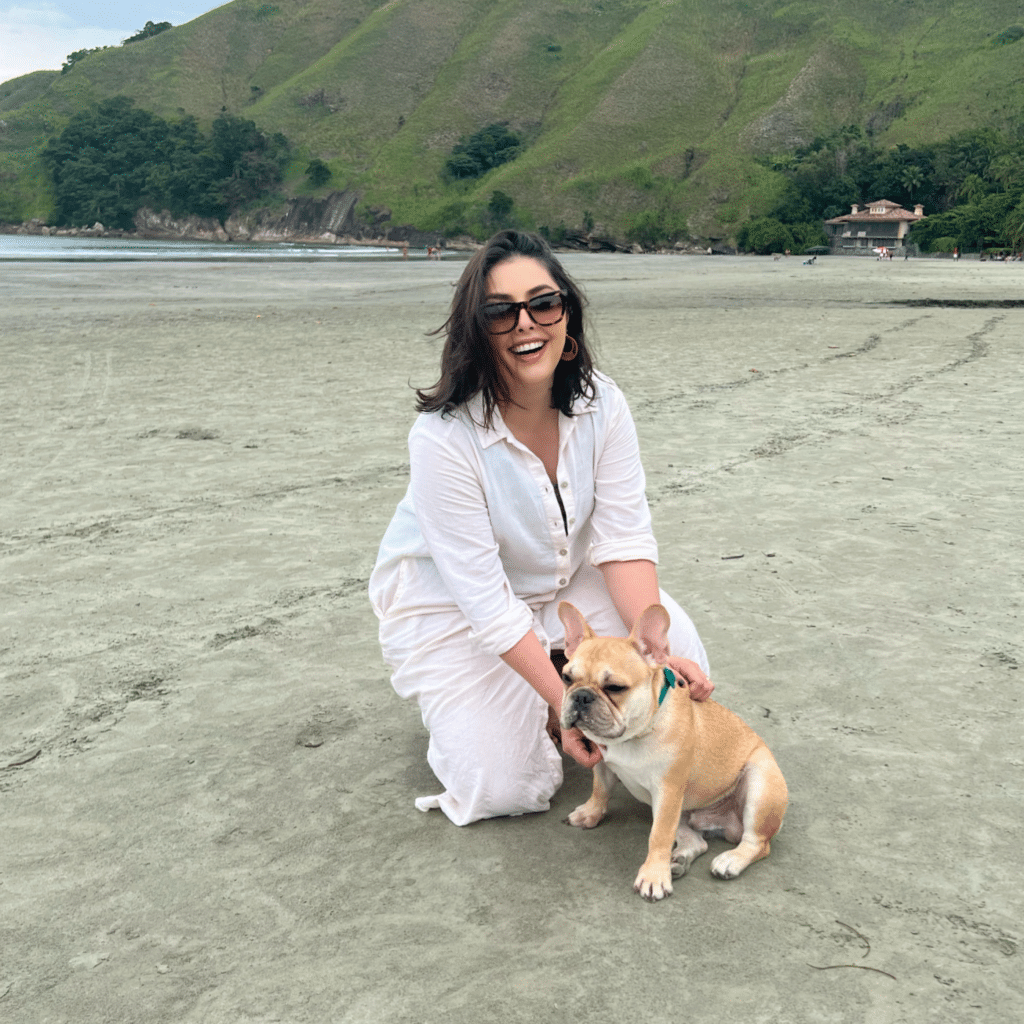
[416,230,596,427]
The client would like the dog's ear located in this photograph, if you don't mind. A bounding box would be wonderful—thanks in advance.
[558,601,594,657]
[629,604,671,664]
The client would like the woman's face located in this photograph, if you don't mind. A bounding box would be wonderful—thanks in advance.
[482,256,567,399]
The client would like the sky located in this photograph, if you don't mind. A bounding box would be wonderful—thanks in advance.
[1,2,224,84]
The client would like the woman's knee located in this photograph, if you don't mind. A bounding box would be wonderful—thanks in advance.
[427,733,562,824]
[415,667,564,824]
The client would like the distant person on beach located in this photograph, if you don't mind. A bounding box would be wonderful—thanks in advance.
[369,229,712,825]
[953,246,959,261]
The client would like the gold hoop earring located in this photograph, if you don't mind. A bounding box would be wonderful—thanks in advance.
[561,336,579,361]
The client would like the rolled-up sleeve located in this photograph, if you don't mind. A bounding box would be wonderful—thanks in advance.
[409,423,535,655]
[588,386,659,566]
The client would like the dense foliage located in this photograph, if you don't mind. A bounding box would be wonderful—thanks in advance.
[305,158,332,188]
[751,126,1024,253]
[42,97,291,229]
[124,21,173,45]
[736,218,828,255]
[445,123,521,179]
[487,189,514,226]
[62,21,174,73]
[992,25,1024,46]
[62,48,110,74]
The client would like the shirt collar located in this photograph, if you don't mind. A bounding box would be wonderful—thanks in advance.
[464,389,598,450]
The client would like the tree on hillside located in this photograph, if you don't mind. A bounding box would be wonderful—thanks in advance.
[1004,200,1024,251]
[737,218,794,254]
[61,47,110,74]
[751,124,1024,251]
[445,124,521,179]
[992,25,1024,45]
[61,20,171,73]
[42,98,290,228]
[124,21,173,45]
[868,144,936,209]
[44,97,169,225]
[488,189,514,226]
[208,113,290,208]
[908,191,1019,252]
[899,164,925,202]
[305,159,332,188]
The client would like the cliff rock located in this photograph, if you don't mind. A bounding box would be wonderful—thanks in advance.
[134,209,230,242]
[224,191,360,242]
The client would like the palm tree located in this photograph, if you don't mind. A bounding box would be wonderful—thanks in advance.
[1003,201,1024,251]
[900,164,924,202]
[987,154,1024,192]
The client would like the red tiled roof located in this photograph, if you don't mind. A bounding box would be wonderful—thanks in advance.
[825,200,925,224]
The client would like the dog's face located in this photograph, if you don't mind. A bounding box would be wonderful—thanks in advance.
[557,602,670,742]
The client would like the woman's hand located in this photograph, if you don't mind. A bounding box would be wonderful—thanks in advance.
[561,725,604,768]
[546,707,603,768]
[666,655,714,702]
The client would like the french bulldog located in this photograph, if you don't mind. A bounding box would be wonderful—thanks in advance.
[558,601,788,901]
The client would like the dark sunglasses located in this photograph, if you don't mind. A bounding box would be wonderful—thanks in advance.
[480,291,566,334]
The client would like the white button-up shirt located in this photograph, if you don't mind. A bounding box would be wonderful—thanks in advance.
[369,373,658,656]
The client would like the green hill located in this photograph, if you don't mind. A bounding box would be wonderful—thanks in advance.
[2,0,1023,243]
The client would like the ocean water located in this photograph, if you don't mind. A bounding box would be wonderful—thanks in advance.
[0,234,449,262]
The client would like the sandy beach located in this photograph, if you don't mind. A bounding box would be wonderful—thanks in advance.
[1,252,1021,1023]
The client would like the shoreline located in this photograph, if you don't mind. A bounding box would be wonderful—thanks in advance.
[6,218,1009,260]
[0,217,482,252]
[0,224,1004,268]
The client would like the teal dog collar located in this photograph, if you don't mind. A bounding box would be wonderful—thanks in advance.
[658,668,677,706]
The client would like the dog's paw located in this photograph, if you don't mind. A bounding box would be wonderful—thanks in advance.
[633,862,673,901]
[565,802,605,829]
[710,849,749,879]
[670,848,701,877]
[671,830,708,876]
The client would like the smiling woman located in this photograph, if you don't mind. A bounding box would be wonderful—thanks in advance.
[413,231,593,428]
[368,229,713,827]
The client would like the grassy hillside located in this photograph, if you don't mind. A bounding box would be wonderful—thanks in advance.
[2,0,1022,241]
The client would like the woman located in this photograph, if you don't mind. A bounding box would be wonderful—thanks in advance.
[369,230,711,826]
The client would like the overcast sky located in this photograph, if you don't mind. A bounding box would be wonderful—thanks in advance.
[1,2,224,84]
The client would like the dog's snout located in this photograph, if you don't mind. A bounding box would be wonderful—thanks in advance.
[572,688,596,708]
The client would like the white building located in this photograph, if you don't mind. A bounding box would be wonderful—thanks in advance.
[824,200,926,253]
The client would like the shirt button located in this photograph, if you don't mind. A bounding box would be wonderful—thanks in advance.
[569,517,575,526]
[558,578,567,586]
[560,481,569,489]
[559,548,568,556]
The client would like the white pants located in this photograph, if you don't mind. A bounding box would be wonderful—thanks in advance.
[378,564,708,826]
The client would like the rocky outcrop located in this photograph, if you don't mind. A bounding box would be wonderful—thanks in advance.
[0,218,127,238]
[133,208,230,241]
[223,190,360,242]
[129,190,452,247]
[4,193,715,253]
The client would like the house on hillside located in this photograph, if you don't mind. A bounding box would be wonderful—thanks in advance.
[824,200,926,254]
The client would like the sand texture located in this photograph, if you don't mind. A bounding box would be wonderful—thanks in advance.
[1,254,1022,1023]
